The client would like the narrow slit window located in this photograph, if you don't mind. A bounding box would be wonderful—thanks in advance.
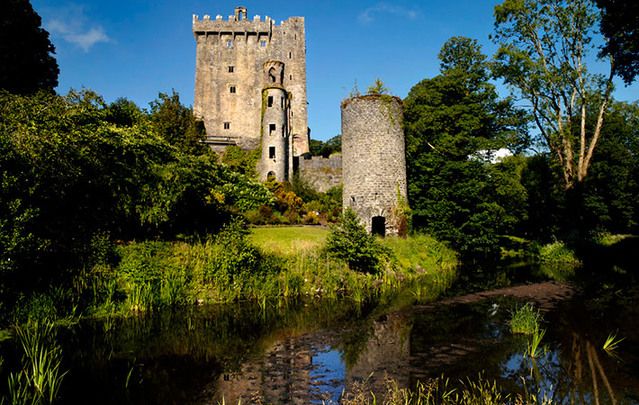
[281,97,284,108]
[269,146,276,159]
[269,124,276,135]
[267,96,273,107]
[289,52,292,59]
[223,122,230,130]
[226,39,233,48]
[230,86,236,93]
[228,66,234,73]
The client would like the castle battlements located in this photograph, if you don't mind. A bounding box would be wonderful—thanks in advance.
[193,6,309,181]
[193,13,303,36]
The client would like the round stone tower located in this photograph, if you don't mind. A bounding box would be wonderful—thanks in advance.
[341,95,407,236]
[260,60,290,181]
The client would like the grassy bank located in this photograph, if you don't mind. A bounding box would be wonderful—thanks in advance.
[4,225,458,323]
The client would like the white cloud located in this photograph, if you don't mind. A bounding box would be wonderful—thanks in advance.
[44,5,110,52]
[358,3,419,24]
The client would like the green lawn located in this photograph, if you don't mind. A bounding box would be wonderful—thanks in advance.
[250,226,329,256]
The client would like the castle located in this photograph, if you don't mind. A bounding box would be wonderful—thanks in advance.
[192,6,309,182]
[193,7,407,236]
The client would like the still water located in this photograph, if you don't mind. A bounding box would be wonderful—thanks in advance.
[3,269,639,404]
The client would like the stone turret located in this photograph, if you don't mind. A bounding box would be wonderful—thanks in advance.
[341,95,408,236]
[260,61,290,181]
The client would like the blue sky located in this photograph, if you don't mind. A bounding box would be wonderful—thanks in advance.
[33,0,638,141]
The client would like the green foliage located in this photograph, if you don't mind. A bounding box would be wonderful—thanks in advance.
[149,90,206,154]
[509,303,542,335]
[326,209,392,273]
[493,0,614,189]
[526,326,546,359]
[366,78,389,95]
[220,145,260,177]
[539,241,581,266]
[0,89,272,298]
[603,333,624,354]
[0,0,59,94]
[381,233,458,275]
[308,135,341,157]
[342,374,551,405]
[6,321,67,405]
[405,37,529,260]
[596,0,639,85]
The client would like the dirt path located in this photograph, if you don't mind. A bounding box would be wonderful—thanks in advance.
[416,281,576,312]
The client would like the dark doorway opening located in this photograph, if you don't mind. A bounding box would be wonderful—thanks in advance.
[372,216,386,237]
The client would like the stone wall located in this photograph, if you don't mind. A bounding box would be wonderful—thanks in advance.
[341,95,407,236]
[192,9,309,155]
[298,154,342,192]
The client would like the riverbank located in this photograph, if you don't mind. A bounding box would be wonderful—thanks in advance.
[4,226,459,326]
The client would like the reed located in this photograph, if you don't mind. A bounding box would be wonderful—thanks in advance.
[7,321,67,404]
[510,303,542,335]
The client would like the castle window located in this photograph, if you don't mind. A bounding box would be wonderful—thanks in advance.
[267,96,273,107]
[228,66,234,73]
[260,40,267,47]
[230,86,236,93]
[224,122,230,130]
[269,124,276,135]
[280,97,284,108]
[269,146,276,159]
[290,75,293,80]
[289,52,292,59]
[226,39,233,48]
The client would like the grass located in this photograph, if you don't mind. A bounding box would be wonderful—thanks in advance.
[539,241,581,266]
[5,321,67,405]
[5,226,459,323]
[509,303,542,335]
[341,374,550,405]
[593,233,634,247]
[603,333,624,353]
[526,326,546,358]
[250,226,328,256]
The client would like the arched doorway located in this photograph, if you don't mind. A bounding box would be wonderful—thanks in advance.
[371,216,386,237]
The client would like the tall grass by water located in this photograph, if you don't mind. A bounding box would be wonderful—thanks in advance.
[59,226,459,317]
[3,321,67,405]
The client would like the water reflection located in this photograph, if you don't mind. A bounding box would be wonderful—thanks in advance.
[2,282,638,404]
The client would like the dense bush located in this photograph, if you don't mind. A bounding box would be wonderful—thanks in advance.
[0,90,271,295]
[325,209,392,273]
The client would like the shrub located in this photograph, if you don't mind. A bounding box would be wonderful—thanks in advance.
[325,209,392,273]
[539,241,581,265]
[509,303,542,335]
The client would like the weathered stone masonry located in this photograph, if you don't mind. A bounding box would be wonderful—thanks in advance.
[341,95,408,236]
[192,7,309,181]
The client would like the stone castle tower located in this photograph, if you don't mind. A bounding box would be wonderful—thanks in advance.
[341,95,408,236]
[192,6,309,181]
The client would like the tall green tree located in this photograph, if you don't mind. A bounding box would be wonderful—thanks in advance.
[149,90,206,154]
[0,0,59,94]
[492,0,614,190]
[596,0,639,85]
[405,37,528,259]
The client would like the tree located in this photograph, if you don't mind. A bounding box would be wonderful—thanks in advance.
[596,0,639,85]
[149,90,206,154]
[404,37,528,259]
[0,0,59,94]
[326,209,390,273]
[492,0,614,190]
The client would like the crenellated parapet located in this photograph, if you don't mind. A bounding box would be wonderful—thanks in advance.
[192,8,304,38]
[193,6,309,176]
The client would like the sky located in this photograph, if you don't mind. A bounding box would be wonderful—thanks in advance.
[32,0,638,141]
